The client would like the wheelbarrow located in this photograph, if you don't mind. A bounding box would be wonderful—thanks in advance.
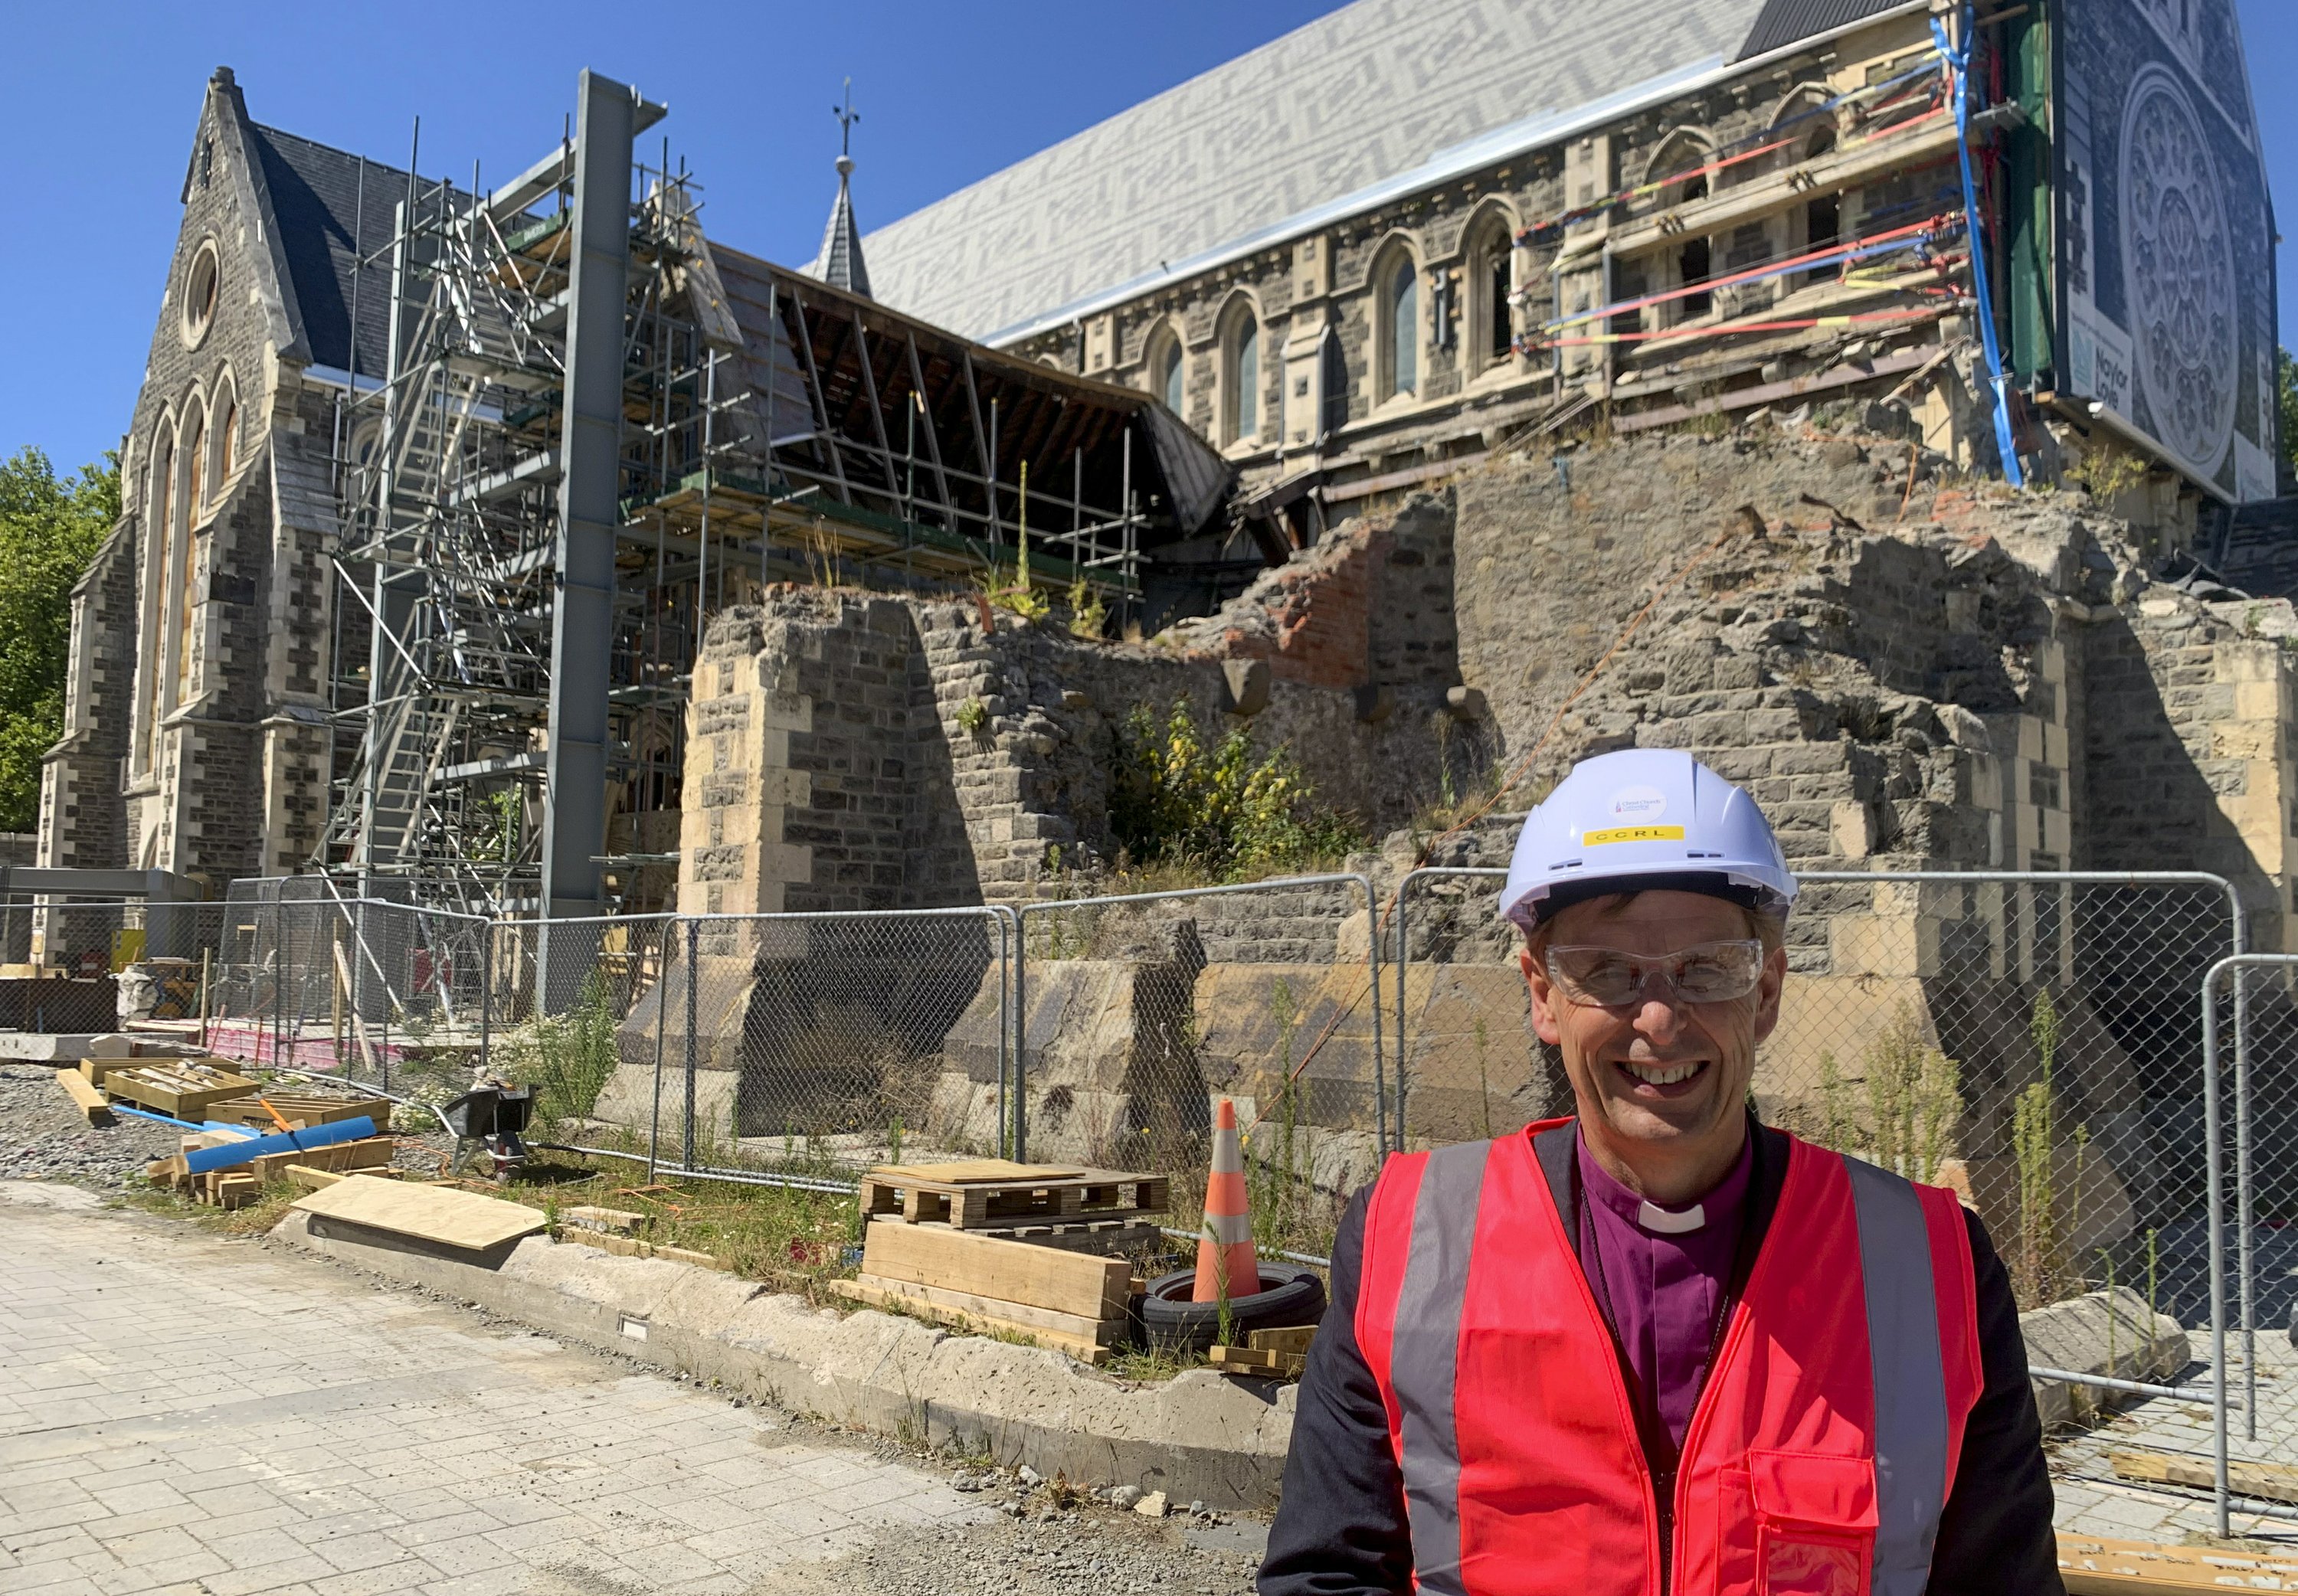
[443,1084,533,1181]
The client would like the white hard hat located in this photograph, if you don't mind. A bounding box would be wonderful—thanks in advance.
[1498,747,1798,930]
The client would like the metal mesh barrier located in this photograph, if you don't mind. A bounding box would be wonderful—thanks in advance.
[2204,955,2298,1533]
[1015,875,1383,1264]
[1395,865,2256,1534]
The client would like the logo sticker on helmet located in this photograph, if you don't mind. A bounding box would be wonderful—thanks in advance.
[1584,825,1687,845]
[1608,785,1668,821]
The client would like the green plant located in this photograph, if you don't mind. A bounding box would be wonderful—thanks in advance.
[1108,698,1363,881]
[1067,577,1107,639]
[2279,348,2298,479]
[955,695,989,736]
[1863,1004,1961,1180]
[1475,1015,1494,1140]
[2012,988,2064,1307]
[2067,440,2149,503]
[511,971,621,1127]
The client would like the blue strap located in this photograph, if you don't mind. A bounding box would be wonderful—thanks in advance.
[1933,8,2026,488]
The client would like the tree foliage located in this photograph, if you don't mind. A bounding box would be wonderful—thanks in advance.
[0,449,117,831]
[1108,698,1360,880]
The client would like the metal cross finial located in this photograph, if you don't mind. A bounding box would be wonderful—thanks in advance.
[833,78,859,159]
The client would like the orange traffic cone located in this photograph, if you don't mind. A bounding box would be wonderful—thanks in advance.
[1193,1097,1262,1303]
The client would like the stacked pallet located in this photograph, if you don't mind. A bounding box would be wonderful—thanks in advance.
[833,1160,1167,1362]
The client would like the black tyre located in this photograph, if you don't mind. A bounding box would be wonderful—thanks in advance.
[1138,1264,1327,1356]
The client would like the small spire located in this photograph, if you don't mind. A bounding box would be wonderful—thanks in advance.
[810,78,872,298]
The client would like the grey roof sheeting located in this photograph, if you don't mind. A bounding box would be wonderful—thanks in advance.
[1737,0,1909,60]
[861,0,1773,343]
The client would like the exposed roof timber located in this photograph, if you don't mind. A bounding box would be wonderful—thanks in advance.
[976,0,1926,350]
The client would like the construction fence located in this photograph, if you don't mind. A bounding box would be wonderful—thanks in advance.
[38,864,2294,1526]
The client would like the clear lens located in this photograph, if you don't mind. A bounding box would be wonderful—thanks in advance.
[1545,940,1764,1006]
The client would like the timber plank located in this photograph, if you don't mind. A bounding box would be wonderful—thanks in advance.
[845,1271,1118,1342]
[2058,1533,2298,1593]
[862,1215,1129,1317]
[831,1276,1111,1364]
[55,1068,113,1126]
[2109,1447,2298,1506]
[291,1175,546,1251]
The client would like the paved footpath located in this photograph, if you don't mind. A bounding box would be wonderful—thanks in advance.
[0,1183,1001,1596]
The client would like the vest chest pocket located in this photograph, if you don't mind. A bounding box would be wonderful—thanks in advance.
[1747,1450,1877,1596]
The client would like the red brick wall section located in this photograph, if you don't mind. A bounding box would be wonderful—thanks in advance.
[1179,521,1385,689]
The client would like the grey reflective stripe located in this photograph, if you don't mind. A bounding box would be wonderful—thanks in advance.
[1390,1140,1492,1596]
[1842,1156,1951,1596]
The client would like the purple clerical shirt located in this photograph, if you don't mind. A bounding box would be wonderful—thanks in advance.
[1573,1130,1753,1451]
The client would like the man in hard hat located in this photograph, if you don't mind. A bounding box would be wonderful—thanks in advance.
[1259,748,2057,1596]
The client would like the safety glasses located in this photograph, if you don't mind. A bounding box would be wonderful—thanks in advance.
[1543,939,1766,1007]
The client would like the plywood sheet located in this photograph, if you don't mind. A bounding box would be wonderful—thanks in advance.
[291,1175,545,1251]
[869,1159,1083,1184]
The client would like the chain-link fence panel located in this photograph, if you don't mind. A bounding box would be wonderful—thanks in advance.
[205,884,489,1091]
[581,908,1017,1186]
[1396,865,2253,1530]
[0,898,231,1035]
[1015,875,1384,1264]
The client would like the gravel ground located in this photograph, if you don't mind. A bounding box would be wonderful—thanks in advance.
[744,1470,1265,1595]
[0,1063,181,1184]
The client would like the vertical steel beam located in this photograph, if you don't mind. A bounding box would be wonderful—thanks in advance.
[538,70,637,1009]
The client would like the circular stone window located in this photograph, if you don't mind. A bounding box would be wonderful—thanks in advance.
[180,240,221,348]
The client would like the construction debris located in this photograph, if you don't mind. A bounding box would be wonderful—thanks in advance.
[1209,1324,1318,1379]
[182,1116,379,1176]
[207,1092,391,1131]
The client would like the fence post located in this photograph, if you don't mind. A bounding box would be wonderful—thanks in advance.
[473,919,486,1075]
[683,917,699,1170]
[994,910,1010,1166]
[649,919,668,1184]
[1350,872,1389,1159]
[2201,958,2233,1538]
[1011,907,1027,1164]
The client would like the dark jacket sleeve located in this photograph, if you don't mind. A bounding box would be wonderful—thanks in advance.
[1926,1208,2064,1595]
[1258,1188,1414,1596]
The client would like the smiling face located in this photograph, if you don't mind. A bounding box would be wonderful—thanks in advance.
[1521,888,1786,1202]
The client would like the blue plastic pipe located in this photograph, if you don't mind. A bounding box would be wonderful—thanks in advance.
[182,1116,380,1175]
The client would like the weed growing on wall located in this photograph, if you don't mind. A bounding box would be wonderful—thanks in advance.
[2012,988,2064,1308]
[1108,698,1361,881]
[1810,1004,1960,1181]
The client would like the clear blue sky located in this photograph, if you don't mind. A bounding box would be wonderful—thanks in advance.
[3,1,2293,475]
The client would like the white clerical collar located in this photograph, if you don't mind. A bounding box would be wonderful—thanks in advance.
[1637,1199,1707,1235]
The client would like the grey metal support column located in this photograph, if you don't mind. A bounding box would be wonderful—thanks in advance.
[538,70,638,1011]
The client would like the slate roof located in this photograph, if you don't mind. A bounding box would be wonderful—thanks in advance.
[1737,0,1909,60]
[246,124,414,378]
[808,156,872,298]
[862,0,1927,345]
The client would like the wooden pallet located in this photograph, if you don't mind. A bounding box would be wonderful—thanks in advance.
[105,1060,258,1120]
[890,1217,1167,1255]
[208,1093,391,1131]
[2110,1446,2298,1506]
[860,1159,1169,1231]
[2058,1533,2298,1593]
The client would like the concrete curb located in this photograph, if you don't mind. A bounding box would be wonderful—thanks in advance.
[273,1211,1298,1509]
